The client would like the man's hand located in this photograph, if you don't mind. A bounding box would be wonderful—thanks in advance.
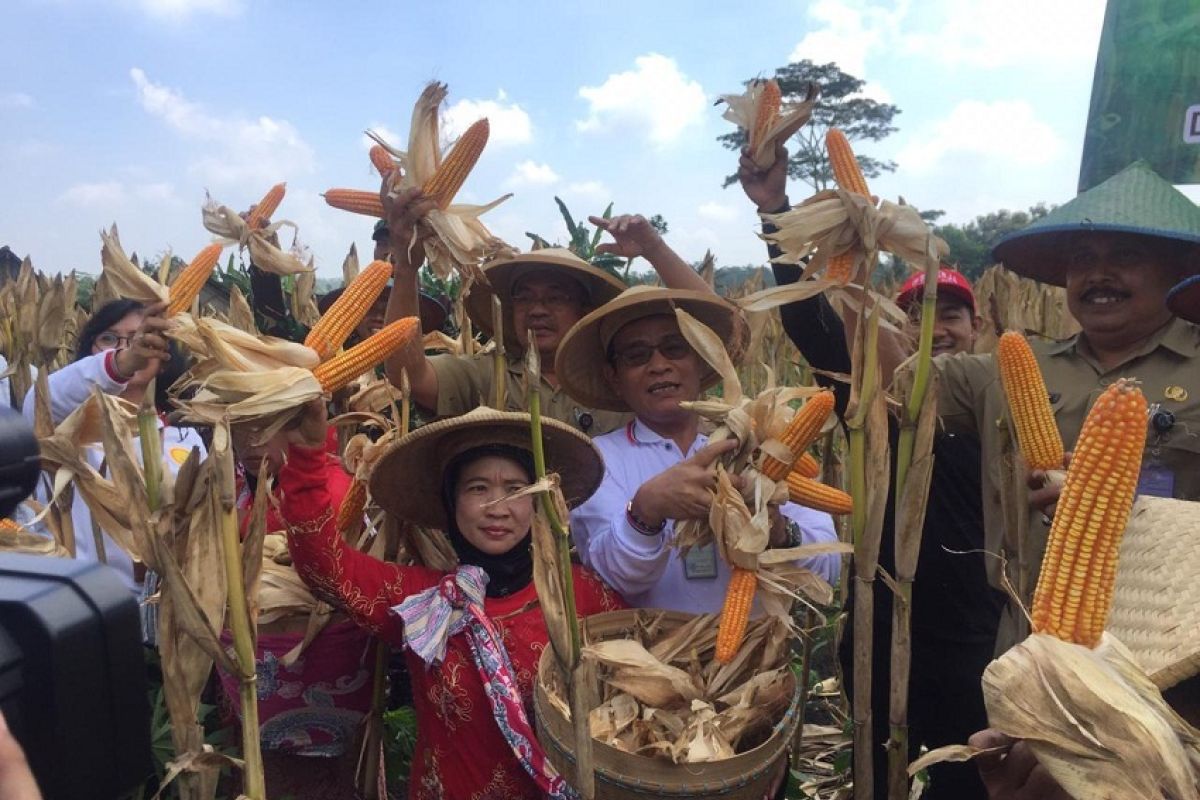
[379,182,436,272]
[590,214,667,261]
[286,399,329,450]
[630,439,737,527]
[738,144,789,212]
[970,730,1072,800]
[1027,452,1071,519]
[114,302,172,380]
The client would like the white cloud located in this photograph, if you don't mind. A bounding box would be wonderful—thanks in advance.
[132,0,241,21]
[443,90,532,146]
[789,0,905,79]
[0,92,33,109]
[562,180,611,203]
[903,0,1105,68]
[58,180,176,207]
[507,160,559,187]
[576,53,706,145]
[897,100,1063,174]
[697,201,738,222]
[130,67,314,186]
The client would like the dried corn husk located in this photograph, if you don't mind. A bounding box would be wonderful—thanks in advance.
[227,285,258,335]
[983,633,1200,799]
[366,82,514,279]
[201,190,311,278]
[718,79,818,169]
[171,314,319,373]
[99,224,168,305]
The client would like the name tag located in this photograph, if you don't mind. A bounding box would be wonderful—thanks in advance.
[1136,465,1175,498]
[683,544,718,580]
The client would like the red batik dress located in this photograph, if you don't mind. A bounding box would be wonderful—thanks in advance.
[278,444,626,800]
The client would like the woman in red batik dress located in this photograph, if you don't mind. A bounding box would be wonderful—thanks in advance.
[278,401,625,800]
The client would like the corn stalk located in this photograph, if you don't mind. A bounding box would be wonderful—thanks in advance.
[847,304,889,800]
[885,251,940,799]
[492,295,507,409]
[526,336,594,798]
[215,425,266,799]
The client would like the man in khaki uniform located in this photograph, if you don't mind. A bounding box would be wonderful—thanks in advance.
[928,161,1200,649]
[381,186,706,436]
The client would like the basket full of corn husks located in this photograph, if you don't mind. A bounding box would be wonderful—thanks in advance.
[534,609,800,800]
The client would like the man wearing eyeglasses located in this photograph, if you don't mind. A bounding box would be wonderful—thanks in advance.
[560,286,839,611]
[381,187,703,436]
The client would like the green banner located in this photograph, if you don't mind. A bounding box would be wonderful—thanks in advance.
[1078,0,1200,192]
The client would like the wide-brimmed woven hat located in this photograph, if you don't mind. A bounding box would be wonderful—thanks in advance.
[463,248,626,354]
[1107,496,1200,689]
[992,161,1200,286]
[554,286,749,412]
[368,407,604,530]
[1167,273,1200,324]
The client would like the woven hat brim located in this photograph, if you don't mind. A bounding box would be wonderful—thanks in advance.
[554,287,749,412]
[1167,273,1200,324]
[992,224,1200,286]
[368,408,604,530]
[1107,496,1200,689]
[463,250,626,354]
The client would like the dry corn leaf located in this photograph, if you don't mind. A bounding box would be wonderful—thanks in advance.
[982,633,1200,800]
[226,285,258,335]
[171,314,319,372]
[675,307,743,406]
[99,224,168,305]
[584,639,702,708]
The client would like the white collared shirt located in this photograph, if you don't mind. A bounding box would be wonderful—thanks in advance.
[569,418,840,612]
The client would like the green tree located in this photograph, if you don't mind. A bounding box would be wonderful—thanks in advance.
[932,203,1053,279]
[718,60,901,191]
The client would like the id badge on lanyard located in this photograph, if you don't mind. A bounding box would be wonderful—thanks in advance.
[1137,450,1176,498]
[683,543,719,580]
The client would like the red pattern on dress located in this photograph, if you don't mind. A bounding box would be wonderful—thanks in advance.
[279,444,625,800]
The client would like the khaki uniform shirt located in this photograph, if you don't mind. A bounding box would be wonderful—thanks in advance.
[429,352,630,437]
[937,318,1200,648]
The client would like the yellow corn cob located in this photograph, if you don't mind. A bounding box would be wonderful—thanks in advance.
[997,331,1065,471]
[715,567,757,664]
[0,518,23,533]
[304,259,393,360]
[794,451,821,480]
[312,317,419,394]
[760,390,835,480]
[245,182,286,230]
[826,128,871,197]
[750,79,781,153]
[423,118,489,209]
[787,473,854,516]
[337,478,367,538]
[323,189,385,218]
[369,145,397,177]
[826,251,855,285]
[1030,379,1147,648]
[167,243,223,317]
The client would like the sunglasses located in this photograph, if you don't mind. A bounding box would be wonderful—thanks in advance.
[610,335,693,368]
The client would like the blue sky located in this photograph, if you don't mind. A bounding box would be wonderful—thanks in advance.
[3,0,1182,279]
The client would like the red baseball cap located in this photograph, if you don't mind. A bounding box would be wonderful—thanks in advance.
[896,267,975,313]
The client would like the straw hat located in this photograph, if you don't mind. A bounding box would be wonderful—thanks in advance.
[368,407,604,530]
[1106,496,1200,689]
[463,248,626,353]
[1167,273,1200,324]
[992,161,1200,286]
[554,286,749,412]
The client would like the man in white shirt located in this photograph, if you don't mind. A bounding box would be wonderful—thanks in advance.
[560,286,840,611]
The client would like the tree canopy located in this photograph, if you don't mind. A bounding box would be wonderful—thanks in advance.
[718,60,901,191]
[932,203,1054,279]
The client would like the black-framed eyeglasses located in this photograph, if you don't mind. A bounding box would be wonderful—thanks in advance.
[610,335,693,368]
[94,332,134,350]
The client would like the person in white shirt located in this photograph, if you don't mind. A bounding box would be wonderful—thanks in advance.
[22,299,205,597]
[560,286,840,612]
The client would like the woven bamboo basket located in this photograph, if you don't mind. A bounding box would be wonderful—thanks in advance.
[534,609,801,800]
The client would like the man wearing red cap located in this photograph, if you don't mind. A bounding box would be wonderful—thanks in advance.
[738,145,1001,800]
